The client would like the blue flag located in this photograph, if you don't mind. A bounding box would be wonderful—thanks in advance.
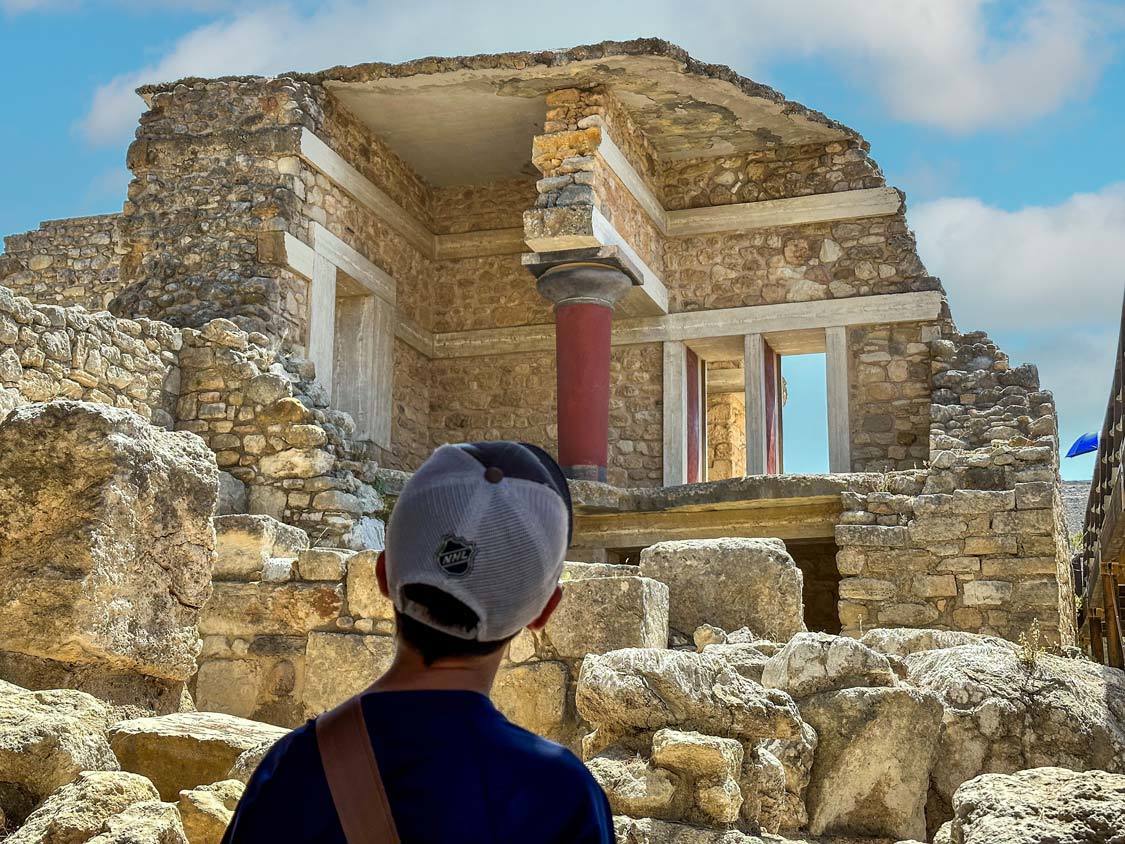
[1066,431,1099,458]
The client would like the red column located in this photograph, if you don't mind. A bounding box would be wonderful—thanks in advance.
[554,302,614,481]
[533,260,634,481]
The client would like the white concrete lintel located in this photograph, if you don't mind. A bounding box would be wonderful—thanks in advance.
[662,340,687,486]
[826,325,852,473]
[308,222,396,306]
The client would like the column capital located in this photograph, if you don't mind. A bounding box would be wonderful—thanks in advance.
[524,245,641,309]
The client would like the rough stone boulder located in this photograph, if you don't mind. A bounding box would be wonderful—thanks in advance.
[905,644,1125,821]
[938,767,1125,844]
[178,780,244,844]
[614,816,789,842]
[800,686,944,840]
[577,648,803,744]
[760,721,817,831]
[85,800,188,844]
[761,632,897,699]
[861,627,1016,658]
[699,644,771,684]
[0,402,217,706]
[6,771,159,844]
[108,711,288,800]
[0,687,118,822]
[226,739,278,783]
[639,539,805,641]
[587,749,685,820]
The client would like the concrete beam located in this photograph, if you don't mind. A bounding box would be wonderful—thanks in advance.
[826,325,852,473]
[308,223,395,305]
[665,187,903,237]
[744,333,767,476]
[433,228,526,260]
[307,254,337,399]
[663,341,687,486]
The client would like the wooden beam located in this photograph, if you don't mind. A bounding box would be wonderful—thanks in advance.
[591,209,668,316]
[596,131,669,232]
[666,187,903,237]
[826,326,852,473]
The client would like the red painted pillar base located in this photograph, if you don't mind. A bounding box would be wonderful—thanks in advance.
[535,261,634,481]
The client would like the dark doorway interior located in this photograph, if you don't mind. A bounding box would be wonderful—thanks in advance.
[785,538,842,633]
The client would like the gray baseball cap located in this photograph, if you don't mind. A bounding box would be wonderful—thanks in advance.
[384,442,573,641]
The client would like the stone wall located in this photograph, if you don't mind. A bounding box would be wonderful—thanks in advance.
[0,283,178,425]
[658,139,884,210]
[835,329,1074,645]
[848,320,937,472]
[0,214,125,310]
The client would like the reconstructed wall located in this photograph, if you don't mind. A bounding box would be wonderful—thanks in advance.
[835,329,1074,645]
[0,214,125,310]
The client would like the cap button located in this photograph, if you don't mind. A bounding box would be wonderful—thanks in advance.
[484,466,504,484]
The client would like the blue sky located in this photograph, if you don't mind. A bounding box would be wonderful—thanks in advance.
[1,0,1123,479]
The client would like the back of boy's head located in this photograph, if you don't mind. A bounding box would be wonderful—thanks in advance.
[383,442,572,664]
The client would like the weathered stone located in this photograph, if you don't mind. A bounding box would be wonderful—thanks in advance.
[85,800,188,844]
[760,721,817,831]
[860,627,1016,657]
[651,729,743,782]
[693,624,727,651]
[6,770,159,844]
[199,581,343,637]
[588,748,685,819]
[215,471,248,516]
[577,649,802,741]
[700,643,771,683]
[302,632,395,715]
[0,687,118,816]
[801,686,943,840]
[492,661,569,740]
[905,644,1125,821]
[761,632,896,699]
[108,711,288,801]
[225,739,277,784]
[296,547,349,581]
[345,549,394,621]
[942,767,1125,844]
[613,815,775,843]
[543,576,669,659]
[0,402,217,688]
[258,448,334,479]
[738,744,786,833]
[212,514,308,580]
[639,539,805,641]
[177,780,244,844]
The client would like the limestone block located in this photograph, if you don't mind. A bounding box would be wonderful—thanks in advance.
[905,644,1125,819]
[693,624,727,651]
[215,471,248,516]
[177,780,244,844]
[761,632,896,699]
[345,549,394,621]
[258,447,334,479]
[700,643,771,683]
[225,739,277,784]
[963,580,1013,607]
[587,749,685,819]
[6,770,159,844]
[108,711,288,801]
[302,633,395,715]
[639,538,805,641]
[212,514,308,580]
[943,768,1125,844]
[199,582,343,637]
[651,729,743,782]
[577,649,802,741]
[492,661,569,739]
[839,577,896,601]
[614,816,771,843]
[801,686,943,840]
[738,745,786,833]
[562,561,637,580]
[85,800,188,844]
[0,402,217,684]
[543,576,669,659]
[0,687,118,819]
[297,548,349,581]
[760,720,818,831]
[191,660,262,720]
[860,627,1016,658]
[695,776,742,825]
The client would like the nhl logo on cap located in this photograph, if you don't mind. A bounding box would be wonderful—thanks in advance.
[435,535,476,576]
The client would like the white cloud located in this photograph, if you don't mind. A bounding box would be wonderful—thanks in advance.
[912,185,1125,463]
[77,0,1119,145]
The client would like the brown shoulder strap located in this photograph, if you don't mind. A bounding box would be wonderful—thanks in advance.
[316,695,401,844]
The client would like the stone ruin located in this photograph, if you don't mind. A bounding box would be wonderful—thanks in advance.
[0,38,1120,843]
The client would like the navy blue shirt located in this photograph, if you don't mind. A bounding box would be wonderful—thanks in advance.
[222,690,615,843]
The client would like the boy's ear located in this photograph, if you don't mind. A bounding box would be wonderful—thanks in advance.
[376,550,391,599]
[527,584,563,631]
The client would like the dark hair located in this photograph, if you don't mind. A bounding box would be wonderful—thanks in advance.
[395,583,514,666]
